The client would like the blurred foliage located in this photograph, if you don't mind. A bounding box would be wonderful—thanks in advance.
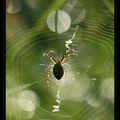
[6,0,114,120]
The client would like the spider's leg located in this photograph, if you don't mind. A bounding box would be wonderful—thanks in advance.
[61,49,78,64]
[61,56,68,64]
[43,51,56,64]
[48,52,56,64]
[61,51,71,64]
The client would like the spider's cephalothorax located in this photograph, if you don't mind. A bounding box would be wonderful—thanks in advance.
[45,50,72,80]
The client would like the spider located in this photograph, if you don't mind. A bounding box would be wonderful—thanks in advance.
[44,50,74,80]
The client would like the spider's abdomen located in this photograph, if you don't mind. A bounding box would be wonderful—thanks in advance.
[53,63,64,80]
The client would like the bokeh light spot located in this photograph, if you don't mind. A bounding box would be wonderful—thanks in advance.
[6,0,22,14]
[47,10,71,33]
[17,90,38,112]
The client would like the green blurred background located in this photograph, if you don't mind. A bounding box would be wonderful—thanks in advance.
[6,0,114,120]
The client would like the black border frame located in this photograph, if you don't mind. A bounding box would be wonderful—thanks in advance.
[0,0,5,120]
[115,0,120,119]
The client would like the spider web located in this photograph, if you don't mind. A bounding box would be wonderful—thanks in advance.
[6,0,114,120]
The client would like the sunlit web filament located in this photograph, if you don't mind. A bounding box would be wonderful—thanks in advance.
[52,90,61,112]
[65,25,79,50]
